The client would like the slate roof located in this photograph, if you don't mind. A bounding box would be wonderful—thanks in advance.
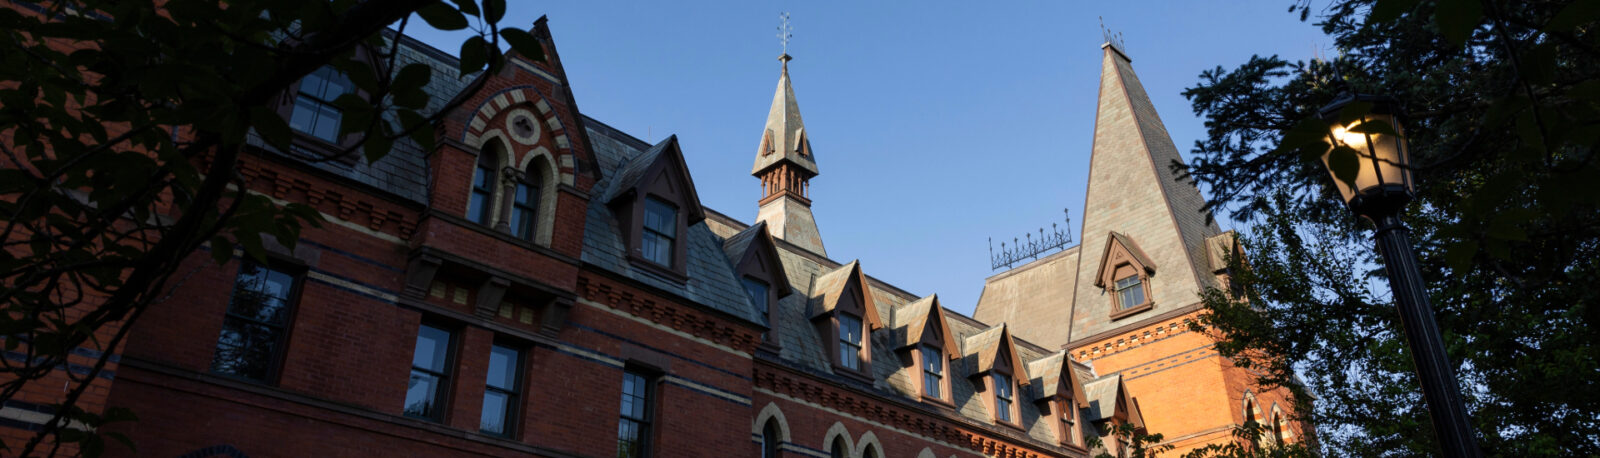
[247,31,470,205]
[1083,374,1125,422]
[972,246,1081,349]
[579,120,764,325]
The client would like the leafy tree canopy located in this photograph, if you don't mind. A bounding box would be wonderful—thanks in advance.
[1181,0,1599,456]
[0,0,541,455]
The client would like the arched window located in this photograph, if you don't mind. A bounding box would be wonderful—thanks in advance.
[861,444,880,458]
[1272,412,1285,447]
[468,149,498,224]
[829,438,848,458]
[510,168,540,240]
[761,419,781,458]
[1244,399,1261,451]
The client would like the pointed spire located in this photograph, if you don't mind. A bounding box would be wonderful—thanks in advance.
[1067,41,1222,343]
[752,30,827,256]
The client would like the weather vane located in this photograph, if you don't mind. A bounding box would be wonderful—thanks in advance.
[777,12,793,55]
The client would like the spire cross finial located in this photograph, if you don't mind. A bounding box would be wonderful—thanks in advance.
[777,12,793,56]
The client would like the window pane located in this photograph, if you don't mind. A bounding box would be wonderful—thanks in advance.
[311,102,342,142]
[412,325,451,372]
[212,262,296,382]
[617,371,651,458]
[643,198,675,236]
[922,346,942,374]
[480,390,510,435]
[742,278,769,312]
[404,370,439,418]
[487,345,519,390]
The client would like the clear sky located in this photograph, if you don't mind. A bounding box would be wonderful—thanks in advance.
[409,1,1331,318]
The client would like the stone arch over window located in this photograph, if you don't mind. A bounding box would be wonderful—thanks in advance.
[1242,390,1264,450]
[468,137,511,226]
[821,422,853,458]
[1270,402,1290,446]
[516,146,559,246]
[854,431,883,458]
[461,86,577,187]
[915,448,936,458]
[752,402,793,444]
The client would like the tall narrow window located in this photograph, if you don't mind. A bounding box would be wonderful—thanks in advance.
[211,262,300,382]
[289,66,352,143]
[920,345,943,399]
[744,277,771,340]
[617,370,653,458]
[1115,274,1145,310]
[993,372,1014,423]
[480,344,521,437]
[829,438,848,458]
[468,153,497,224]
[509,172,540,240]
[837,313,863,371]
[1062,401,1078,446]
[640,198,676,266]
[405,324,453,421]
[761,419,781,458]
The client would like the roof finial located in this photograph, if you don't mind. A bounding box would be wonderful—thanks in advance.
[777,12,793,65]
[1099,16,1128,57]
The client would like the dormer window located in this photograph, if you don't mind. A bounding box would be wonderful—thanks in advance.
[289,66,352,143]
[1097,232,1156,319]
[641,197,677,266]
[469,152,498,224]
[1062,405,1078,446]
[993,372,1015,423]
[743,276,771,340]
[837,313,863,371]
[920,345,944,399]
[510,171,541,240]
[1115,274,1145,310]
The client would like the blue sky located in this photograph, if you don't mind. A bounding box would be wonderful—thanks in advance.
[409,2,1332,317]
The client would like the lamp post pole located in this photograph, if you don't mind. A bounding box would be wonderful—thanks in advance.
[1370,213,1482,458]
[1318,93,1483,457]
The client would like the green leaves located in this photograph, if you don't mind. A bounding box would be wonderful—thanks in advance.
[416,2,469,31]
[501,27,546,62]
[1367,0,1420,25]
[459,35,490,75]
[1434,0,1482,46]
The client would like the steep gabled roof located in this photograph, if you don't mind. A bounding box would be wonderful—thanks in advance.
[1082,374,1143,428]
[890,295,959,357]
[806,260,882,329]
[962,325,1029,383]
[604,135,706,224]
[721,221,793,297]
[1093,231,1157,288]
[751,56,818,176]
[1027,351,1089,407]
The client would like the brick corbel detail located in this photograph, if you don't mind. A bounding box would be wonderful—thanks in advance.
[576,275,760,354]
[236,158,418,240]
[475,276,510,318]
[402,254,443,298]
[754,364,1059,458]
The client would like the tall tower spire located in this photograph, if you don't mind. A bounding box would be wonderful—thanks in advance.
[1067,40,1222,342]
[752,17,826,256]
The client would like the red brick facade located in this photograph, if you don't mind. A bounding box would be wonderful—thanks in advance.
[2,8,1303,458]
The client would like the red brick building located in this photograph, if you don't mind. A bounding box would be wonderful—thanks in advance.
[1,13,1304,458]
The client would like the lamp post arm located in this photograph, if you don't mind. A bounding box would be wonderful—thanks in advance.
[1371,214,1483,458]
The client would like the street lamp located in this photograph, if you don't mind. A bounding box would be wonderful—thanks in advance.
[1318,93,1482,457]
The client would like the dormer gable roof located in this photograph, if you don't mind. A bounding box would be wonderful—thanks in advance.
[605,135,706,224]
[1093,231,1157,288]
[1083,374,1144,427]
[1205,231,1244,274]
[806,260,882,329]
[722,221,793,297]
[1027,351,1089,407]
[962,325,1029,383]
[890,295,959,357]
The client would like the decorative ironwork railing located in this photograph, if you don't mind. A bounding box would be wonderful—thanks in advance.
[989,209,1073,271]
